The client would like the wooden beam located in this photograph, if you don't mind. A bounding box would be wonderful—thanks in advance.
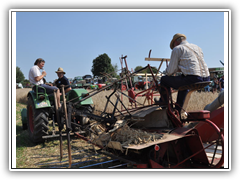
[134,73,162,76]
[145,58,170,61]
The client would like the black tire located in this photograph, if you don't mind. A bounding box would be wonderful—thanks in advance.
[134,83,139,90]
[22,122,28,130]
[27,97,49,143]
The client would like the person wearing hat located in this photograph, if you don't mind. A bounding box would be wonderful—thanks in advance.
[156,33,210,114]
[55,67,72,93]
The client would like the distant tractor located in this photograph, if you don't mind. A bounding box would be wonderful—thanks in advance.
[133,75,151,90]
[72,76,86,88]
[83,74,93,89]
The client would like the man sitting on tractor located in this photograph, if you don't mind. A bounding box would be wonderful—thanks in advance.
[55,67,72,93]
[29,58,62,108]
[155,33,210,114]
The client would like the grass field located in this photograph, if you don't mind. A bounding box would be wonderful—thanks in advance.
[14,88,221,168]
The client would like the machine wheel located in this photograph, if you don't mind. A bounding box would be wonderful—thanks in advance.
[134,83,139,90]
[27,97,49,143]
[73,105,93,130]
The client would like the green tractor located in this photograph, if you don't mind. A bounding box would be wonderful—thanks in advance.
[71,76,86,89]
[23,85,93,143]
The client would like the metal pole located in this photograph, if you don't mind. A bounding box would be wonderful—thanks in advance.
[61,85,72,168]
[120,57,124,111]
[123,55,133,89]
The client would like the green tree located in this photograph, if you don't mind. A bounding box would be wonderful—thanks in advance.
[134,66,146,73]
[22,79,30,87]
[91,53,115,79]
[147,66,158,74]
[16,66,25,83]
[134,66,158,74]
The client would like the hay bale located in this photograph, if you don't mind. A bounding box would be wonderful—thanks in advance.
[16,88,31,104]
[90,90,221,113]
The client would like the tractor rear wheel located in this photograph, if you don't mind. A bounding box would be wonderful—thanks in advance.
[134,83,139,90]
[27,97,49,143]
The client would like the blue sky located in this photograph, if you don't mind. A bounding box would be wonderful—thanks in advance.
[15,10,225,82]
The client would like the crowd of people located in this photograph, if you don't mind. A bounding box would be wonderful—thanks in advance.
[204,75,224,93]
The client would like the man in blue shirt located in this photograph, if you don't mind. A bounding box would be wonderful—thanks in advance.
[55,67,72,93]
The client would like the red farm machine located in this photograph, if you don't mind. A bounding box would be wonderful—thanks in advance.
[23,53,225,169]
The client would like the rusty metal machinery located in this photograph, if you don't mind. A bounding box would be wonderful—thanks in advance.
[51,55,224,169]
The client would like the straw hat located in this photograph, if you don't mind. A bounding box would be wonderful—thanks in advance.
[170,33,186,49]
[55,67,65,74]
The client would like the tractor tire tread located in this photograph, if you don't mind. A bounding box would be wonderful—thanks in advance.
[27,97,49,143]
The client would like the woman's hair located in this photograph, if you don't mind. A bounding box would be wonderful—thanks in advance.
[34,58,45,65]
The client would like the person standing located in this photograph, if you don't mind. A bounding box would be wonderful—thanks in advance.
[219,75,224,92]
[212,77,219,93]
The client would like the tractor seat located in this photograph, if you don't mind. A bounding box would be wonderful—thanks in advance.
[32,85,54,100]
[178,81,211,91]
[32,85,44,93]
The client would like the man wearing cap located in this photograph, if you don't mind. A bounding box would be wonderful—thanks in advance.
[156,33,210,114]
[55,67,72,93]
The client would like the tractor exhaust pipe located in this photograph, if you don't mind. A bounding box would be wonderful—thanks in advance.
[204,91,224,112]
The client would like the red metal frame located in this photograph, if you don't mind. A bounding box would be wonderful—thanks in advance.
[72,56,224,169]
[130,64,223,168]
[195,107,224,143]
